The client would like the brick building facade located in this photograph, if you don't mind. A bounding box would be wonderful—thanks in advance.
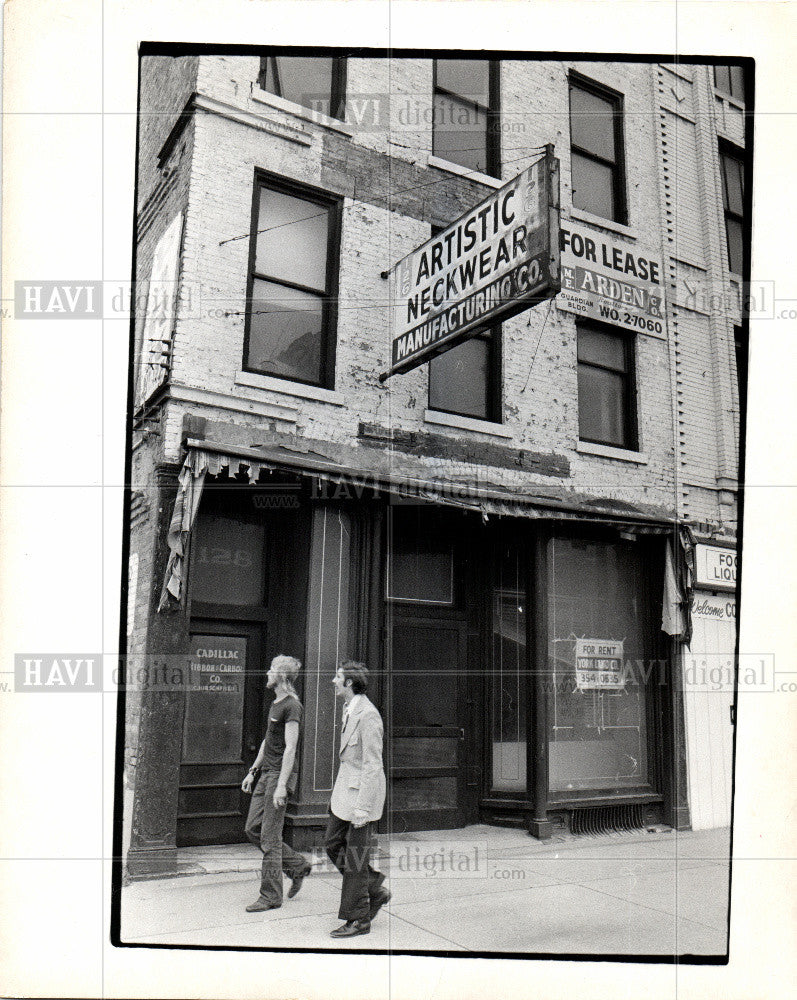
[122,50,749,876]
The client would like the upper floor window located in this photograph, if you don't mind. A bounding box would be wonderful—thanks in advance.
[734,325,748,409]
[244,174,340,388]
[713,64,745,103]
[433,59,500,177]
[719,146,745,276]
[257,56,346,120]
[569,75,627,224]
[577,322,636,449]
[427,221,501,421]
[428,330,500,422]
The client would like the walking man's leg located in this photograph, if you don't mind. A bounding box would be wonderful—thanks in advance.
[246,772,286,911]
[339,821,374,923]
[244,774,265,846]
[324,811,349,877]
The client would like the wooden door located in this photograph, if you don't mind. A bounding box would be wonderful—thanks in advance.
[177,621,266,846]
[387,617,468,833]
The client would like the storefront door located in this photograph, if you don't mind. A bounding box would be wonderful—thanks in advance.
[177,621,267,845]
[176,485,275,846]
[384,504,469,833]
[387,617,468,832]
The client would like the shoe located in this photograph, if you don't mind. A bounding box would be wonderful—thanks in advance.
[245,897,281,912]
[287,865,312,899]
[330,919,371,938]
[369,888,391,922]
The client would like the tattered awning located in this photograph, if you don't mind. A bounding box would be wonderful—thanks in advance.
[158,438,695,641]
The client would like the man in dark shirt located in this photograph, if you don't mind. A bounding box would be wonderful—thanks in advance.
[242,654,311,911]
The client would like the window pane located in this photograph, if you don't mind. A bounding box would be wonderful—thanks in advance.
[714,65,731,94]
[255,187,329,291]
[433,92,488,173]
[388,508,454,604]
[191,515,266,605]
[721,154,744,215]
[491,543,527,792]
[578,364,628,446]
[182,635,246,763]
[266,57,333,112]
[429,335,490,419]
[571,151,615,220]
[392,625,459,726]
[435,59,490,104]
[726,217,744,275]
[577,326,626,371]
[729,65,745,102]
[547,538,649,792]
[247,278,324,384]
[570,85,616,162]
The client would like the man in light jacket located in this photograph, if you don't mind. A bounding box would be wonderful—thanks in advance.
[325,660,390,938]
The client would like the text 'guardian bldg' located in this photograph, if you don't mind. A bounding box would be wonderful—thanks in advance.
[123,51,749,875]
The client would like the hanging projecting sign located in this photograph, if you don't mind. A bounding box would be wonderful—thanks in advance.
[380,147,560,381]
[575,638,625,691]
[557,222,665,336]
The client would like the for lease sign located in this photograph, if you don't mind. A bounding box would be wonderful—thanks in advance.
[382,150,560,380]
[557,221,665,336]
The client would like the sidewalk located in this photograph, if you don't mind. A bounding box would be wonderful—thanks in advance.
[120,825,731,955]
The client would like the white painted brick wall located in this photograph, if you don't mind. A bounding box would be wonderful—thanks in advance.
[140,56,742,529]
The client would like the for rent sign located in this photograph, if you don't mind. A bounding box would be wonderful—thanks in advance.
[381,148,560,380]
[575,639,625,691]
[557,222,665,336]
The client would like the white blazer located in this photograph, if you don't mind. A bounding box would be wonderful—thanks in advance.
[330,695,386,823]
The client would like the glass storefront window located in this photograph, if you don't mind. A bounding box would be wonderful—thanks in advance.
[490,542,527,792]
[190,514,267,606]
[548,536,649,793]
[387,506,454,605]
[182,635,247,763]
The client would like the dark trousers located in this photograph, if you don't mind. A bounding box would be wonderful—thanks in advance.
[244,770,309,905]
[324,810,385,922]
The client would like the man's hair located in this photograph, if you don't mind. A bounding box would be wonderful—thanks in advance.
[340,660,369,695]
[271,654,301,687]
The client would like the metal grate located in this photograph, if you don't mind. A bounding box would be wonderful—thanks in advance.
[570,803,646,836]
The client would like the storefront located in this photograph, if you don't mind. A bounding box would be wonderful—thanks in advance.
[129,438,690,862]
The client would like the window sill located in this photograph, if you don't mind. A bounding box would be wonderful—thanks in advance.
[568,207,638,240]
[250,86,354,137]
[236,370,345,406]
[424,408,511,438]
[427,155,503,188]
[577,440,648,464]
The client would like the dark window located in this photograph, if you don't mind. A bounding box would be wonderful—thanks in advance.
[734,325,748,408]
[569,75,627,224]
[714,64,745,103]
[490,537,528,793]
[719,147,745,276]
[257,55,346,120]
[428,329,500,421]
[577,323,636,449]
[433,59,500,177]
[427,223,501,422]
[244,176,340,387]
[387,508,454,605]
[191,514,267,606]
